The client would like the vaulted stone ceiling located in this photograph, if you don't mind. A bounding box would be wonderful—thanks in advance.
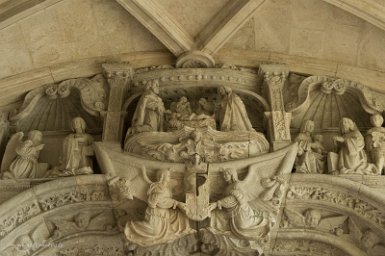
[0,0,384,108]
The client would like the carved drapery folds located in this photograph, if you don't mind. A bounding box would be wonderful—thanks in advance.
[1,62,385,256]
[98,141,298,254]
[287,75,385,176]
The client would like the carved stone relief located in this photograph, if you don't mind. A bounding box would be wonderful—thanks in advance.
[10,75,106,132]
[0,62,385,256]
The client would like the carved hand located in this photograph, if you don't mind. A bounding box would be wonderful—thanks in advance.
[176,201,187,211]
[208,202,218,212]
[333,136,344,143]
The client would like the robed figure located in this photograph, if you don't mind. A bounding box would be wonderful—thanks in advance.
[334,118,367,172]
[208,168,270,240]
[2,130,45,179]
[124,169,194,246]
[216,86,254,132]
[59,117,94,175]
[131,80,165,134]
[295,120,325,173]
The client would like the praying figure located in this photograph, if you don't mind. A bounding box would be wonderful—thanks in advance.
[216,86,255,132]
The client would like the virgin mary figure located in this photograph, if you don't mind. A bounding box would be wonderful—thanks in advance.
[216,86,255,132]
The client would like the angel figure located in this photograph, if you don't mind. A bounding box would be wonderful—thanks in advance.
[208,168,270,241]
[283,208,347,234]
[2,130,47,179]
[124,169,195,247]
[348,218,385,256]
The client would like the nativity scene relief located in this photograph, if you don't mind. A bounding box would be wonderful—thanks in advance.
[0,62,384,256]
[124,80,269,163]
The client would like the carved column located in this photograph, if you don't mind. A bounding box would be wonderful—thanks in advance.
[260,65,291,151]
[102,63,133,142]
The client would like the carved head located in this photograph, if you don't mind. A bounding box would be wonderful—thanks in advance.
[179,96,188,103]
[146,80,160,94]
[370,114,384,128]
[71,117,87,133]
[199,97,208,106]
[361,230,381,249]
[191,130,202,142]
[313,134,323,143]
[157,169,171,183]
[340,117,356,134]
[75,212,90,229]
[300,120,314,134]
[304,209,321,228]
[218,86,232,97]
[27,130,43,145]
[222,168,238,183]
[191,153,202,165]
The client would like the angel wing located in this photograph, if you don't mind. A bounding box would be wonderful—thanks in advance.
[49,219,78,237]
[318,215,347,233]
[1,132,24,172]
[240,143,298,202]
[347,217,363,243]
[283,208,305,227]
[95,142,153,202]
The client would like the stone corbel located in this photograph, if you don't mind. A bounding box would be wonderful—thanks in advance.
[102,62,133,142]
[259,65,291,151]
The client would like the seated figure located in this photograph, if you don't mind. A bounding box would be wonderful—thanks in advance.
[295,120,326,174]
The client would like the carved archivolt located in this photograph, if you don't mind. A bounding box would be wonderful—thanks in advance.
[0,175,120,256]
